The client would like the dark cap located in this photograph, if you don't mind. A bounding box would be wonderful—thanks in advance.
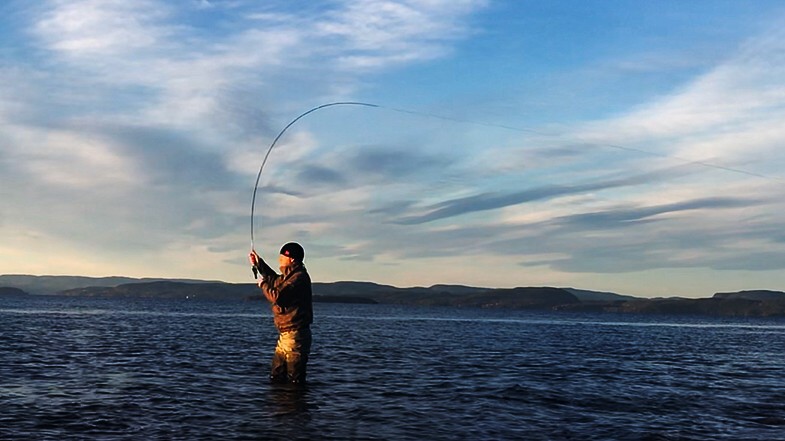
[279,242,304,262]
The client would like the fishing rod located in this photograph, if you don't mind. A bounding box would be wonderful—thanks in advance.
[249,101,379,278]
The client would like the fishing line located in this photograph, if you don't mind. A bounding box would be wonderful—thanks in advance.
[250,101,781,254]
[382,107,784,181]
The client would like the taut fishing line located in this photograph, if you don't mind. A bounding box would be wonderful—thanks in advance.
[249,101,781,275]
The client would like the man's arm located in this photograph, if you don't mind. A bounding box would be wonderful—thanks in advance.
[261,270,307,306]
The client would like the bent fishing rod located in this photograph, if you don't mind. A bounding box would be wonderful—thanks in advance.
[249,101,379,278]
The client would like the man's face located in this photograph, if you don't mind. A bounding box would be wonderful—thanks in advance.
[279,254,294,270]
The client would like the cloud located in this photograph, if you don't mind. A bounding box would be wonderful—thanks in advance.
[577,22,785,167]
[354,191,769,266]
[334,144,454,187]
[498,192,781,274]
[91,123,242,190]
[392,165,698,224]
[547,196,761,230]
[296,164,346,186]
[33,0,174,56]
[315,0,488,70]
[20,0,490,141]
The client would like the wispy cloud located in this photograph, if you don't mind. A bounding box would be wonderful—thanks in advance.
[316,0,487,69]
[392,165,698,224]
[33,0,173,56]
[578,23,785,165]
[469,192,780,274]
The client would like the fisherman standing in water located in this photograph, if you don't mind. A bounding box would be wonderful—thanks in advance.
[249,243,313,384]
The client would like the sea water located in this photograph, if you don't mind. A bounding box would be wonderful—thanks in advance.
[1,295,784,440]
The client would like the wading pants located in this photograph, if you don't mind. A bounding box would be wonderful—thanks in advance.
[270,327,312,384]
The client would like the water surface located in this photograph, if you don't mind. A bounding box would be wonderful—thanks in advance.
[2,296,784,440]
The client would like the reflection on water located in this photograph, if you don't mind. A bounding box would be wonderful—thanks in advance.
[1,296,784,440]
[268,384,311,416]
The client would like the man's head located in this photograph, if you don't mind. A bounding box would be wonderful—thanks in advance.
[278,242,304,268]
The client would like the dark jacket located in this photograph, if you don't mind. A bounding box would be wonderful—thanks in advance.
[256,259,313,332]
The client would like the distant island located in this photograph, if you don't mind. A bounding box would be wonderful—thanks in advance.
[0,286,30,297]
[1,274,784,317]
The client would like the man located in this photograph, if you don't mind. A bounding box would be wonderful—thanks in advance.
[249,242,313,384]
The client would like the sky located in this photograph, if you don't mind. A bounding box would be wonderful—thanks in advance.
[2,0,785,298]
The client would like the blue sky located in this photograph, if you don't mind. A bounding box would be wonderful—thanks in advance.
[2,0,785,298]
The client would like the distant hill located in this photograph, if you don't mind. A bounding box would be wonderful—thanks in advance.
[60,281,255,301]
[613,291,785,317]
[59,281,380,304]
[311,282,578,308]
[3,274,784,317]
[429,284,489,295]
[453,287,578,309]
[0,274,216,295]
[713,290,785,301]
[562,288,636,302]
[0,287,29,297]
[55,280,578,308]
[312,281,405,297]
